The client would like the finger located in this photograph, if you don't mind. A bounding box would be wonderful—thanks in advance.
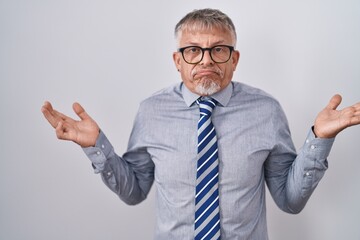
[73,102,91,121]
[41,101,59,128]
[42,101,75,128]
[55,121,66,140]
[326,94,342,110]
[349,106,360,125]
[41,101,54,112]
[341,102,360,118]
[53,109,75,124]
[55,121,74,141]
[352,102,360,111]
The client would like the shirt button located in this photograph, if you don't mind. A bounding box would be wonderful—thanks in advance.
[96,151,101,155]
[305,172,311,176]
[310,145,315,150]
[306,139,309,143]
[107,171,112,176]
[101,144,105,149]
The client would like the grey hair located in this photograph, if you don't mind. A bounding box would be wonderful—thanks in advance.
[174,8,237,47]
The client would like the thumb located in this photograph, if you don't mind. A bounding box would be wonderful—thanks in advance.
[72,102,90,120]
[326,94,342,110]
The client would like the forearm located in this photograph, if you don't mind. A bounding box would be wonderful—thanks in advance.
[266,129,334,213]
[83,130,154,205]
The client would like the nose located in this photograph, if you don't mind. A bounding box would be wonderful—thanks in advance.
[200,49,214,65]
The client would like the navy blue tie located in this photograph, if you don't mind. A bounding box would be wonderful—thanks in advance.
[195,98,220,240]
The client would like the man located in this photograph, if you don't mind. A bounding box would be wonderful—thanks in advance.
[41,8,360,240]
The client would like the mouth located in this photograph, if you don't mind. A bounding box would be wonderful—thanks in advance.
[193,69,219,78]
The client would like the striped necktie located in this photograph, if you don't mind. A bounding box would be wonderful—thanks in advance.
[195,98,221,240]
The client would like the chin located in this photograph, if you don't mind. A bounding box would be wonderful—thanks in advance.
[195,80,221,96]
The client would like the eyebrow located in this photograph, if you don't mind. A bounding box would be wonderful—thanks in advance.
[185,40,226,46]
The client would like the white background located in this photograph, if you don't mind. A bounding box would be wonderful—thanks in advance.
[1,0,359,239]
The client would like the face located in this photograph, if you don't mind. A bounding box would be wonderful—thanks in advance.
[173,27,240,96]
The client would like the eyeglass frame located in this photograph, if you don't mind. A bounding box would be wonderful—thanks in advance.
[178,45,235,64]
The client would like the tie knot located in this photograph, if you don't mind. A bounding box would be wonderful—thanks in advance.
[196,98,217,116]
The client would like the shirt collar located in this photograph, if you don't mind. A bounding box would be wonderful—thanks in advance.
[181,82,233,107]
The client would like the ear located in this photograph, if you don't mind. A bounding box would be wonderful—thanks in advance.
[173,51,182,72]
[231,50,240,71]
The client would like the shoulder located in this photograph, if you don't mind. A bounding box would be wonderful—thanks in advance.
[230,82,289,130]
[231,81,281,109]
[138,83,184,112]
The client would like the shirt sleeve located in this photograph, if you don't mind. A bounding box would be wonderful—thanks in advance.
[264,104,335,214]
[82,128,155,205]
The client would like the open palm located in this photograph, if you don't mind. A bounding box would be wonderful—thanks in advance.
[41,101,100,147]
[314,94,360,138]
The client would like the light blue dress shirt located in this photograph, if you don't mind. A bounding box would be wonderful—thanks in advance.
[83,81,334,239]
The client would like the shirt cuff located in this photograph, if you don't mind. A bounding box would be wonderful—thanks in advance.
[82,130,114,173]
[305,128,335,161]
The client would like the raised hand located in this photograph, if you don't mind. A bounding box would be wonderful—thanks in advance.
[314,94,360,138]
[41,101,100,147]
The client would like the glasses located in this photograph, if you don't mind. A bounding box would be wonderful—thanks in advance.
[178,45,234,64]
